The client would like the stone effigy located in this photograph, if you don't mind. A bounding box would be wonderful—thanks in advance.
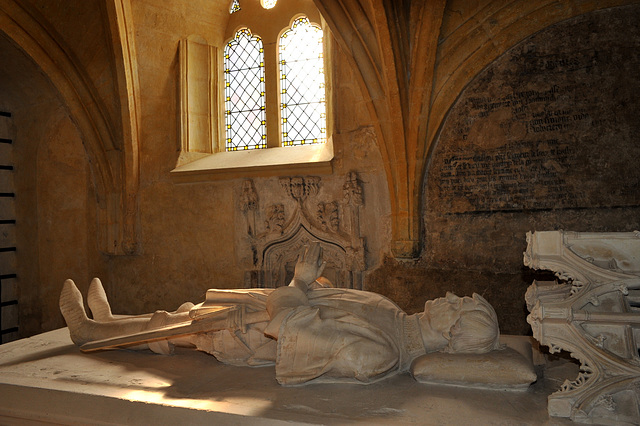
[525,230,640,425]
[60,242,536,388]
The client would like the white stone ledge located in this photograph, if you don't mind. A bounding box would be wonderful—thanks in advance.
[0,328,560,425]
[171,142,333,183]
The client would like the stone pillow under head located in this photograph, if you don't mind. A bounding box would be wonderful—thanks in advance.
[410,336,538,390]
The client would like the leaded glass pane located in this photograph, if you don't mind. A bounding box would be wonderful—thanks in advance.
[224,28,267,150]
[279,17,326,146]
[229,0,241,14]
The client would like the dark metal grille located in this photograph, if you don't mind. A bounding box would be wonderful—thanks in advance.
[224,28,267,151]
[0,110,17,344]
[279,17,326,146]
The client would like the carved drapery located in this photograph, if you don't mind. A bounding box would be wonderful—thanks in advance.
[241,173,366,289]
[524,230,640,424]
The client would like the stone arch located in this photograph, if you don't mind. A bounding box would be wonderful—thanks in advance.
[313,0,635,259]
[0,0,136,254]
[423,4,640,273]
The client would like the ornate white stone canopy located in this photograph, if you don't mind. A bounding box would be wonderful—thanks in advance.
[525,230,640,425]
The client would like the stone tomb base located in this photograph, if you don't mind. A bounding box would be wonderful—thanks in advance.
[0,328,573,425]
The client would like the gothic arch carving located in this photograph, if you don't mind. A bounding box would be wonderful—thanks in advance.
[241,173,366,289]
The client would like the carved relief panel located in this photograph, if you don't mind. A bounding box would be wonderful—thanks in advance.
[237,173,366,289]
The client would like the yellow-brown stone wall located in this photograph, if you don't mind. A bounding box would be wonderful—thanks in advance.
[102,0,390,317]
[1,0,638,337]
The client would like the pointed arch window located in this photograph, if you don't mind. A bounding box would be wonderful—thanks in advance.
[229,0,240,14]
[173,1,333,180]
[223,17,326,150]
[224,28,267,151]
[279,17,326,146]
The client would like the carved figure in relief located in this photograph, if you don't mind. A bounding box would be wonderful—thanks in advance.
[240,179,259,236]
[343,171,363,206]
[342,171,363,244]
[280,176,319,203]
[317,201,339,232]
[265,204,285,234]
[60,243,500,385]
[240,179,258,212]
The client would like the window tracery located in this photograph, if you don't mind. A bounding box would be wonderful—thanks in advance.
[223,13,326,150]
[279,17,326,146]
[224,28,267,151]
[173,0,333,179]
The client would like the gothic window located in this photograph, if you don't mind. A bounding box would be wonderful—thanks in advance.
[224,28,267,151]
[222,7,327,151]
[279,17,326,146]
[174,1,333,178]
[229,0,240,14]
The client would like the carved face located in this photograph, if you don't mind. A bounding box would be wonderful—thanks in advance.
[291,177,305,199]
[419,292,478,347]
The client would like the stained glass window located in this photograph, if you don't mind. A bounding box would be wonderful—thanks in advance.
[229,0,240,14]
[261,0,277,9]
[224,28,267,151]
[279,17,326,146]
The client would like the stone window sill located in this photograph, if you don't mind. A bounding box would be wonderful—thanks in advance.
[170,141,333,182]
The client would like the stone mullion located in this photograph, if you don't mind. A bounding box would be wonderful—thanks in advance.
[263,41,280,148]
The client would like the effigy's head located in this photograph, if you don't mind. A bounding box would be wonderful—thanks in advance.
[419,292,500,354]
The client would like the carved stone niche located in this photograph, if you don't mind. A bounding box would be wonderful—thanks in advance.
[240,173,366,289]
[524,230,640,425]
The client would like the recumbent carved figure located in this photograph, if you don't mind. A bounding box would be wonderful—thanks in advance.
[60,242,501,385]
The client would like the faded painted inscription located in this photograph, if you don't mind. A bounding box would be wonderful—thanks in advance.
[439,140,580,212]
[430,33,640,214]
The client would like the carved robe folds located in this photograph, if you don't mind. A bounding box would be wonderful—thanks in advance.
[274,288,425,385]
[192,287,424,385]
